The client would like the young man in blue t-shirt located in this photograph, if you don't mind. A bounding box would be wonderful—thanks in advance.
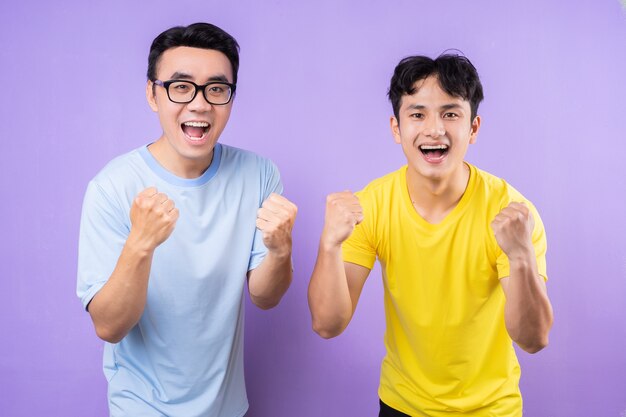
[77,23,296,417]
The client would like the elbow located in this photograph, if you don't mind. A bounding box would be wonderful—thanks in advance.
[518,341,548,354]
[249,277,291,311]
[93,320,129,344]
[87,299,138,344]
[308,302,352,339]
[311,317,346,339]
[250,294,282,310]
[518,335,549,354]
[254,300,280,310]
[508,312,553,354]
[312,324,342,339]
[315,331,339,340]
[94,325,126,344]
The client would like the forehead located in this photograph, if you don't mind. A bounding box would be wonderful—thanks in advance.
[401,75,470,110]
[156,46,233,82]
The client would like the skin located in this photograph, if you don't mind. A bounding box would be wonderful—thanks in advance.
[88,46,296,343]
[146,47,234,179]
[308,75,553,353]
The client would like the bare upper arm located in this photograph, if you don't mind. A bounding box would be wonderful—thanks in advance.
[344,261,371,314]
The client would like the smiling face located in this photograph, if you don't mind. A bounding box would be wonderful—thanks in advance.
[391,75,480,185]
[147,46,234,178]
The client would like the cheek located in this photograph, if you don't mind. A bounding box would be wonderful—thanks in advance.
[402,128,420,145]
[158,104,181,122]
[400,138,416,154]
[159,113,181,134]
[214,108,232,125]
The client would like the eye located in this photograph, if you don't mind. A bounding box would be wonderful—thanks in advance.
[173,84,191,91]
[209,86,225,93]
[409,113,424,119]
[443,112,458,119]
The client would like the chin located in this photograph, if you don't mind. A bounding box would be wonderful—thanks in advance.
[410,162,445,178]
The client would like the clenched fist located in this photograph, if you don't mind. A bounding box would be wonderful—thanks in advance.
[321,191,363,247]
[256,193,297,257]
[129,187,179,251]
[491,202,534,259]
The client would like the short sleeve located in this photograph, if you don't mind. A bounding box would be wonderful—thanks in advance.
[496,202,548,281]
[341,191,376,270]
[76,181,130,310]
[248,160,283,271]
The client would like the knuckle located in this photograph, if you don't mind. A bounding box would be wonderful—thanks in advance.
[142,187,156,196]
[267,195,279,204]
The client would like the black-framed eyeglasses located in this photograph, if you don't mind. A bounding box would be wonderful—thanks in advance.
[153,79,236,105]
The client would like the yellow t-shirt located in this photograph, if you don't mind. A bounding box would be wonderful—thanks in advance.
[342,163,547,416]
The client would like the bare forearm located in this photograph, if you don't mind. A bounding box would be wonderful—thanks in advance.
[88,237,154,343]
[248,251,292,310]
[308,191,366,338]
[308,242,353,338]
[504,254,554,353]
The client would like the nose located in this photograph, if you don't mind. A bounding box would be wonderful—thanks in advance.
[424,116,445,138]
[186,90,212,112]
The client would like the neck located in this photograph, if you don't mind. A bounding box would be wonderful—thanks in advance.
[407,162,470,223]
[148,138,213,179]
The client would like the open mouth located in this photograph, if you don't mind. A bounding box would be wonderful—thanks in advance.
[181,121,210,141]
[419,144,449,161]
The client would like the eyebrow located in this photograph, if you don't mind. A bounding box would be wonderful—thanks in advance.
[405,103,464,111]
[169,71,193,80]
[440,103,464,111]
[168,72,231,83]
[207,74,230,83]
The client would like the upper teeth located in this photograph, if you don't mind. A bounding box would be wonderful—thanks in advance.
[420,144,448,150]
[183,121,209,127]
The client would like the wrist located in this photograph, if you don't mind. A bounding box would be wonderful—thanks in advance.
[319,236,342,254]
[507,248,535,268]
[126,231,157,257]
[320,227,345,250]
[267,242,292,261]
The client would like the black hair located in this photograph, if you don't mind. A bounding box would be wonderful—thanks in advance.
[388,53,484,121]
[147,22,240,85]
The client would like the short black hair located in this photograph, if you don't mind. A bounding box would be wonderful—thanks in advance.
[388,54,484,121]
[147,22,240,85]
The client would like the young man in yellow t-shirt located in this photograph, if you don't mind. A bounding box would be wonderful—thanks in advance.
[308,54,554,416]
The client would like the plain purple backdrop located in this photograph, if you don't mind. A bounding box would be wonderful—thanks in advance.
[1,1,625,416]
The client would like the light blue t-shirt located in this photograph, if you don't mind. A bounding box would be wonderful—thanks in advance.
[77,143,282,417]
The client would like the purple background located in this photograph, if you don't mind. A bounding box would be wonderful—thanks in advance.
[1,1,625,416]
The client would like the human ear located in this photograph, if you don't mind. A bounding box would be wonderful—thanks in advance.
[391,116,401,144]
[469,115,481,144]
[146,81,158,112]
